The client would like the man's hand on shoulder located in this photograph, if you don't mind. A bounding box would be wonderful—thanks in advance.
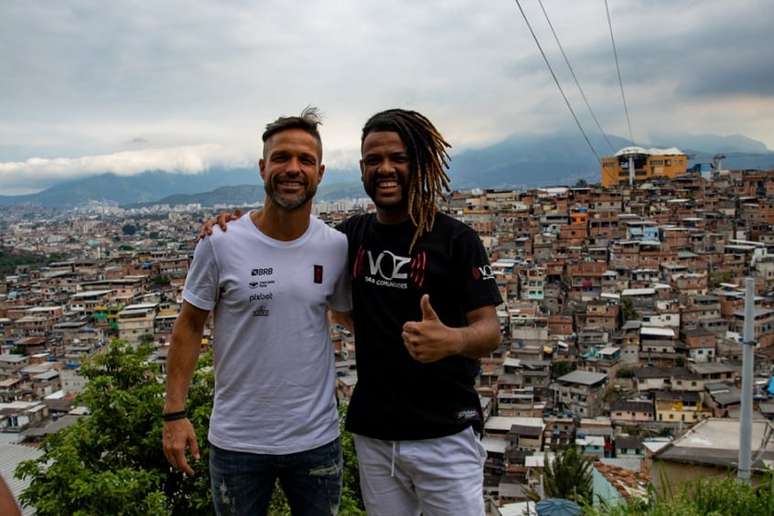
[197,209,243,240]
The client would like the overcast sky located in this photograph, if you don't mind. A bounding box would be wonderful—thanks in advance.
[2,0,773,194]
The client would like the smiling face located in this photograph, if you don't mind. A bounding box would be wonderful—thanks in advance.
[259,128,324,211]
[360,130,412,223]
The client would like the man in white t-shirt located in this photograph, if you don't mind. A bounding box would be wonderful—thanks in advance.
[163,108,351,516]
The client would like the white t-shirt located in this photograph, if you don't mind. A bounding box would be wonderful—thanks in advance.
[183,213,351,454]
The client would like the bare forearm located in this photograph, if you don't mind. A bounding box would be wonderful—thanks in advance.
[455,318,501,359]
[164,323,203,412]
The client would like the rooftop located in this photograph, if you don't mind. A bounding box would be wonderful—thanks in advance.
[615,145,685,157]
[592,461,649,500]
[655,418,774,470]
[641,327,675,338]
[610,400,654,414]
[557,370,607,386]
[622,288,656,296]
[689,362,739,375]
[70,289,113,299]
[484,416,545,432]
[0,443,44,514]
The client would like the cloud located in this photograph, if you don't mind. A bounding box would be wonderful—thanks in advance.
[570,1,774,100]
[1,0,773,193]
[0,144,253,192]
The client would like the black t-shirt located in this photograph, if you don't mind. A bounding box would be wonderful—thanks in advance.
[337,213,503,440]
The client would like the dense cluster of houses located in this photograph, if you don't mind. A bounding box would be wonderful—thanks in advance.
[335,169,774,510]
[1,168,774,511]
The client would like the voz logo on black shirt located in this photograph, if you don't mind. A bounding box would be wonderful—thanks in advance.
[471,265,494,281]
[352,247,426,289]
[367,250,410,281]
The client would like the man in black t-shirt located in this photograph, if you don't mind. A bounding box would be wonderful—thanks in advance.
[332,109,502,515]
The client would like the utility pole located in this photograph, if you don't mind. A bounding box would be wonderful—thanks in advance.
[738,277,755,484]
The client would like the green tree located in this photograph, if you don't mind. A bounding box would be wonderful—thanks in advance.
[551,360,576,379]
[0,249,66,275]
[16,341,214,515]
[122,224,137,236]
[535,446,593,503]
[339,403,366,515]
[16,341,364,515]
[622,297,639,321]
[151,275,171,288]
[709,270,734,289]
[585,474,774,516]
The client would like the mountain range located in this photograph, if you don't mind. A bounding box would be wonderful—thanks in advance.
[1,132,772,208]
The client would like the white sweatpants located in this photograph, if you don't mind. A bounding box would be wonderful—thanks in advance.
[353,427,486,516]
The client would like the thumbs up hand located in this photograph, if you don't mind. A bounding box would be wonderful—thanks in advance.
[419,294,440,321]
[402,294,463,363]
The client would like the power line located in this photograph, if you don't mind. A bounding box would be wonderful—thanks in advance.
[536,0,615,153]
[604,0,634,145]
[512,0,601,161]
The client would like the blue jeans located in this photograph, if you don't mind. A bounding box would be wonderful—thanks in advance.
[209,439,342,516]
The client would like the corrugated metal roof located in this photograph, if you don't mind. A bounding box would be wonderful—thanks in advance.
[615,146,684,157]
[557,370,607,386]
[0,443,44,515]
[640,327,675,338]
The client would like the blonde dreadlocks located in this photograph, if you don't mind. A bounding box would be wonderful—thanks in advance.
[361,109,452,251]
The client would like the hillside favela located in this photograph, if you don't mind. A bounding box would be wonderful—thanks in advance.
[3,1,774,516]
[1,147,773,515]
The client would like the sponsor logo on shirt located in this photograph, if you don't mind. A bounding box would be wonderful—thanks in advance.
[352,247,427,289]
[314,264,323,284]
[456,409,479,422]
[247,267,275,311]
[252,305,270,317]
[471,264,495,281]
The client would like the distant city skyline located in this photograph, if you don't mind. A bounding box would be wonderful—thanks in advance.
[2,0,773,194]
